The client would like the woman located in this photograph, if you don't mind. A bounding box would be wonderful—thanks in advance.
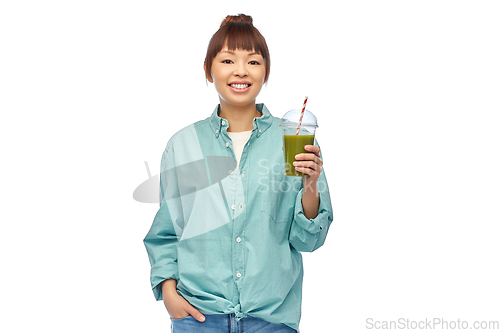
[144,14,333,332]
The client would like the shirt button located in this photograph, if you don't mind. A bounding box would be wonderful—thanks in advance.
[231,204,236,210]
[236,237,241,243]
[222,120,226,125]
[236,272,242,278]
[241,171,244,177]
[228,170,233,175]
[226,142,229,147]
[215,129,219,134]
[259,129,261,133]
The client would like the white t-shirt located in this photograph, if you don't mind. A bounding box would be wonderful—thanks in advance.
[227,130,252,168]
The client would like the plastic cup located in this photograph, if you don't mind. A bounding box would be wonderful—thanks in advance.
[280,109,318,177]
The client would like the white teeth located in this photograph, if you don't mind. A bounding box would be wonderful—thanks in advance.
[230,84,249,89]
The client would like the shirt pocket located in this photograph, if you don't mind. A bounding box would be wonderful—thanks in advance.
[260,170,301,223]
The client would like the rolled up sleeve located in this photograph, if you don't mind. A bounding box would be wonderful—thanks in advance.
[289,169,333,252]
[143,204,179,300]
[143,142,181,300]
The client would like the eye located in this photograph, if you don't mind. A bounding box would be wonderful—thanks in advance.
[222,59,233,64]
[249,61,260,65]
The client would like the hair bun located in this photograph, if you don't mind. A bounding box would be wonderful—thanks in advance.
[220,14,253,27]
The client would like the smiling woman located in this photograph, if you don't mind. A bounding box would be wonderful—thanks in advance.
[143,13,333,333]
[204,14,270,83]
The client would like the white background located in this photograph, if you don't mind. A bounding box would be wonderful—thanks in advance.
[1,0,499,332]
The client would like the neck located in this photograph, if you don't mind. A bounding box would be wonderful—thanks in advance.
[219,101,262,132]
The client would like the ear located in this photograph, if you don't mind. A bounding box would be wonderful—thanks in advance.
[203,63,213,83]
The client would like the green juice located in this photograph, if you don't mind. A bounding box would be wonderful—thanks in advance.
[283,135,315,177]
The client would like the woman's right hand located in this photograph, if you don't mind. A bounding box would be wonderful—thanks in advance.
[162,279,206,322]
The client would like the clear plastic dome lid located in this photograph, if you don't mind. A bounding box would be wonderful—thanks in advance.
[280,109,318,128]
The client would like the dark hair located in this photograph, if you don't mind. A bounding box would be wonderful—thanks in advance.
[204,14,270,82]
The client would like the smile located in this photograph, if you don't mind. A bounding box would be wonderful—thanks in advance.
[229,84,251,89]
[228,83,251,93]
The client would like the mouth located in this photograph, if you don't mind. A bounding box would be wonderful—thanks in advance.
[228,83,251,92]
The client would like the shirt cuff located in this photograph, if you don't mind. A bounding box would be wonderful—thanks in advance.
[293,188,332,234]
[150,262,178,301]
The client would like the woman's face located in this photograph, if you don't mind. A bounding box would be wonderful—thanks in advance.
[209,47,266,109]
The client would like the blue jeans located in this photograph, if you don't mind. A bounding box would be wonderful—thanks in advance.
[171,314,297,333]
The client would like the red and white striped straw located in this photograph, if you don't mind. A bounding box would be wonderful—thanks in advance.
[295,96,308,135]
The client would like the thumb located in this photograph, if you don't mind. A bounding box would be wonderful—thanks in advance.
[186,305,205,322]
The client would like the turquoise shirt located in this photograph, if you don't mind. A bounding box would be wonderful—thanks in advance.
[144,104,333,331]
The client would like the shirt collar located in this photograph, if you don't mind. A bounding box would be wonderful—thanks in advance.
[209,103,273,138]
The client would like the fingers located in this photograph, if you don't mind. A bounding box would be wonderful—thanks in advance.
[295,145,322,164]
[170,311,190,320]
[294,145,323,178]
[164,291,205,322]
[293,160,321,171]
[294,154,322,166]
[304,145,320,157]
[186,304,205,322]
[298,155,323,167]
[293,161,323,177]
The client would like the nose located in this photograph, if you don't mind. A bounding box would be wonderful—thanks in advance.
[233,62,248,77]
